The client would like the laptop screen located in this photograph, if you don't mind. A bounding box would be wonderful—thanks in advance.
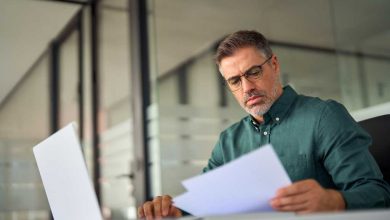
[33,123,103,220]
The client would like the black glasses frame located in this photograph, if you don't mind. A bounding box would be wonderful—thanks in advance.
[223,55,273,92]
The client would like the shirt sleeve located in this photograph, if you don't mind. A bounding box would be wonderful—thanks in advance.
[316,100,390,209]
[202,133,225,173]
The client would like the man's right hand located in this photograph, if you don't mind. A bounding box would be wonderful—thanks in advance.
[137,195,182,219]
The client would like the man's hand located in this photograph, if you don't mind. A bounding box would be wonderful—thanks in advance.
[270,179,345,214]
[138,195,182,219]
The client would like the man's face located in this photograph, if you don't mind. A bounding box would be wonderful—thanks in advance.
[219,47,282,120]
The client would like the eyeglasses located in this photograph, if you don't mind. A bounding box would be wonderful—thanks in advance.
[224,55,273,92]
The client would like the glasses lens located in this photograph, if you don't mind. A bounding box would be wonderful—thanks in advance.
[246,66,262,79]
[226,77,241,91]
[225,56,271,92]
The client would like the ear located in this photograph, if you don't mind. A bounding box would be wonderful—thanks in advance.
[271,55,280,73]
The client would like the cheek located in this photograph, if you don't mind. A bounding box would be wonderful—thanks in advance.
[258,74,277,91]
[233,92,244,104]
[233,92,242,102]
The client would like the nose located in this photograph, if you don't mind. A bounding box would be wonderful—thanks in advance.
[241,76,256,93]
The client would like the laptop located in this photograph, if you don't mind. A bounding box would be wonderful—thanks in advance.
[33,123,103,220]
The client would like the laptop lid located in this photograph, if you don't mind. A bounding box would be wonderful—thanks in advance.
[33,123,103,220]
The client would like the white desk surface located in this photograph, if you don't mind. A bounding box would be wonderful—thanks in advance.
[154,209,390,220]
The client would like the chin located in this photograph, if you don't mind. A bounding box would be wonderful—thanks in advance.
[246,104,270,117]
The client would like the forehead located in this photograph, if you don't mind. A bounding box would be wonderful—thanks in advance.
[219,47,265,77]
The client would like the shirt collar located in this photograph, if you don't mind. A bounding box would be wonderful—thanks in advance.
[250,85,298,126]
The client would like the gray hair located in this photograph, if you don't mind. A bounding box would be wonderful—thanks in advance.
[215,30,273,65]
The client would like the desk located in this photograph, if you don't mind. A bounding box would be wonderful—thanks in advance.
[167,209,390,220]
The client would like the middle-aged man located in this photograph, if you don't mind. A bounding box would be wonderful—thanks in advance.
[138,30,390,219]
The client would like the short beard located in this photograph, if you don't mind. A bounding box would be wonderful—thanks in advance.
[241,78,281,117]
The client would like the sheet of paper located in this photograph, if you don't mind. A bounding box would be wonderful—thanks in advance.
[33,123,103,220]
[173,144,291,217]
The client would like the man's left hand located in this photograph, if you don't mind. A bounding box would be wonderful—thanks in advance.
[270,179,345,214]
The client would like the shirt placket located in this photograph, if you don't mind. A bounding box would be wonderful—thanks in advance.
[258,124,271,145]
[262,124,271,144]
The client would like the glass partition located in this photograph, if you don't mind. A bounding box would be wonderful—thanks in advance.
[331,0,390,111]
[0,53,50,219]
[98,0,136,219]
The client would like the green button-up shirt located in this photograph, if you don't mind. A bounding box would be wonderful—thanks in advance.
[203,85,390,209]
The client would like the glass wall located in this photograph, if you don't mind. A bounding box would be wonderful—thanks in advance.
[0,53,50,219]
[98,0,136,219]
[147,0,390,198]
[0,8,85,220]
[331,0,390,111]
[0,1,138,219]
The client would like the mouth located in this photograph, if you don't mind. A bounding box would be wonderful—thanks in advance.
[246,95,263,106]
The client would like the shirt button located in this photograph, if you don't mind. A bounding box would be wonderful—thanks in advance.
[276,117,280,121]
[263,131,268,135]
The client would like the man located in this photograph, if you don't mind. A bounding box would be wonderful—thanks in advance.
[138,30,390,219]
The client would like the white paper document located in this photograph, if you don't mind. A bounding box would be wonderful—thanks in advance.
[33,123,103,220]
[173,144,291,217]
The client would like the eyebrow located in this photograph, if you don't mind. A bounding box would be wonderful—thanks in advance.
[226,65,261,81]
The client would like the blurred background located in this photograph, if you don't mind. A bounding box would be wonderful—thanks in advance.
[0,0,389,219]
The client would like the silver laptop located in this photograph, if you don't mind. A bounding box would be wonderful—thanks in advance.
[33,123,103,220]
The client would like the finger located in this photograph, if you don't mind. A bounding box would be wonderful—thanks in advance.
[153,196,163,218]
[169,205,183,217]
[276,201,310,212]
[276,180,315,197]
[138,206,145,218]
[143,202,154,218]
[271,193,308,207]
[162,195,173,216]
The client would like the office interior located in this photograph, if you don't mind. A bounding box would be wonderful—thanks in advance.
[0,0,389,219]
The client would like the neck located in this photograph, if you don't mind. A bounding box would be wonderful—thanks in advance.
[253,115,264,124]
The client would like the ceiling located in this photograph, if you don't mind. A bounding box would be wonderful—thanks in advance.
[152,0,390,75]
[0,0,81,106]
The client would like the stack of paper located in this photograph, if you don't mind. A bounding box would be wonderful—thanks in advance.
[173,144,291,217]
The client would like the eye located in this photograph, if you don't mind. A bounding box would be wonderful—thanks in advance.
[227,77,240,86]
[247,66,262,77]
